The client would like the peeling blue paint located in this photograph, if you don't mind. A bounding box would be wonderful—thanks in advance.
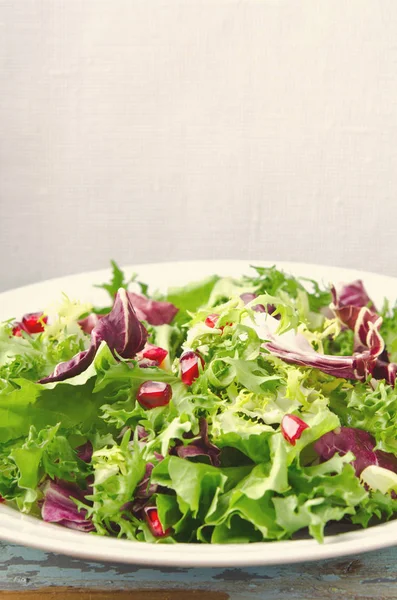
[321,574,340,582]
[0,542,397,599]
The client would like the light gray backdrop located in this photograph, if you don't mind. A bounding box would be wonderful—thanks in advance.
[1,0,396,292]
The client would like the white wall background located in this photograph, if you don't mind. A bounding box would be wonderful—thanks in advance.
[1,0,396,292]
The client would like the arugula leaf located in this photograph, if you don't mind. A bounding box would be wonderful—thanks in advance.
[246,265,332,313]
[94,260,132,301]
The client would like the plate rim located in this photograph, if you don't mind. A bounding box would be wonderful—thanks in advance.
[1,258,397,297]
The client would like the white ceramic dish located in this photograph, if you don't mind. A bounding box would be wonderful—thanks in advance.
[1,260,397,567]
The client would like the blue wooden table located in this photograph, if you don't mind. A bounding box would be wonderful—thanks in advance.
[1,542,396,599]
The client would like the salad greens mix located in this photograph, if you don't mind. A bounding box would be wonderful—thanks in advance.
[2,262,397,543]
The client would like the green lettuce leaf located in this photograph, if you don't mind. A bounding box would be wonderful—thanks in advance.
[86,430,146,539]
[330,381,397,454]
[1,260,397,545]
[0,423,88,511]
[165,276,220,325]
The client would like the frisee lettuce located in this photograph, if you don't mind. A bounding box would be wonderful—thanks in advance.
[0,261,397,544]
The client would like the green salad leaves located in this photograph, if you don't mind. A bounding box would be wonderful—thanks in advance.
[1,262,397,544]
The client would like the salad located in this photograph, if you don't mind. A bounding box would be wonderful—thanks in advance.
[1,262,397,544]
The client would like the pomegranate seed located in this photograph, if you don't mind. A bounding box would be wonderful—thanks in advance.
[12,323,24,337]
[144,507,170,537]
[180,351,204,386]
[0,495,5,503]
[22,312,47,334]
[281,414,309,445]
[205,314,220,328]
[204,314,232,333]
[137,381,172,409]
[142,344,168,365]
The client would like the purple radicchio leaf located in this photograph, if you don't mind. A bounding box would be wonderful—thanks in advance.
[95,288,148,358]
[172,418,221,467]
[78,313,103,334]
[314,427,397,477]
[372,361,397,387]
[331,281,380,351]
[240,293,280,319]
[259,273,394,383]
[128,456,164,517]
[263,316,380,381]
[137,358,159,368]
[126,292,178,325]
[41,480,94,532]
[79,293,178,334]
[76,441,93,463]
[39,289,147,384]
[135,462,158,499]
[137,425,150,441]
[118,425,149,441]
[331,280,396,385]
[39,344,98,384]
[332,280,377,312]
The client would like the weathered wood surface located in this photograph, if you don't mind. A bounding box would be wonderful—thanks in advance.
[1,591,229,600]
[1,542,397,600]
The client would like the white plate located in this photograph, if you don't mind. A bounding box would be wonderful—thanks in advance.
[1,260,397,567]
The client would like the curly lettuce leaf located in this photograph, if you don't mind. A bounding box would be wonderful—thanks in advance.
[0,423,89,511]
[245,265,332,315]
[330,382,397,455]
[86,430,147,538]
[1,260,397,544]
[381,301,397,363]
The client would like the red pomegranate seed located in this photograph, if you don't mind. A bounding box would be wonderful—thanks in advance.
[281,414,309,445]
[204,314,232,332]
[205,314,220,328]
[180,351,204,386]
[142,344,168,365]
[12,323,24,337]
[144,507,170,537]
[22,312,48,334]
[137,381,172,409]
[0,495,5,503]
